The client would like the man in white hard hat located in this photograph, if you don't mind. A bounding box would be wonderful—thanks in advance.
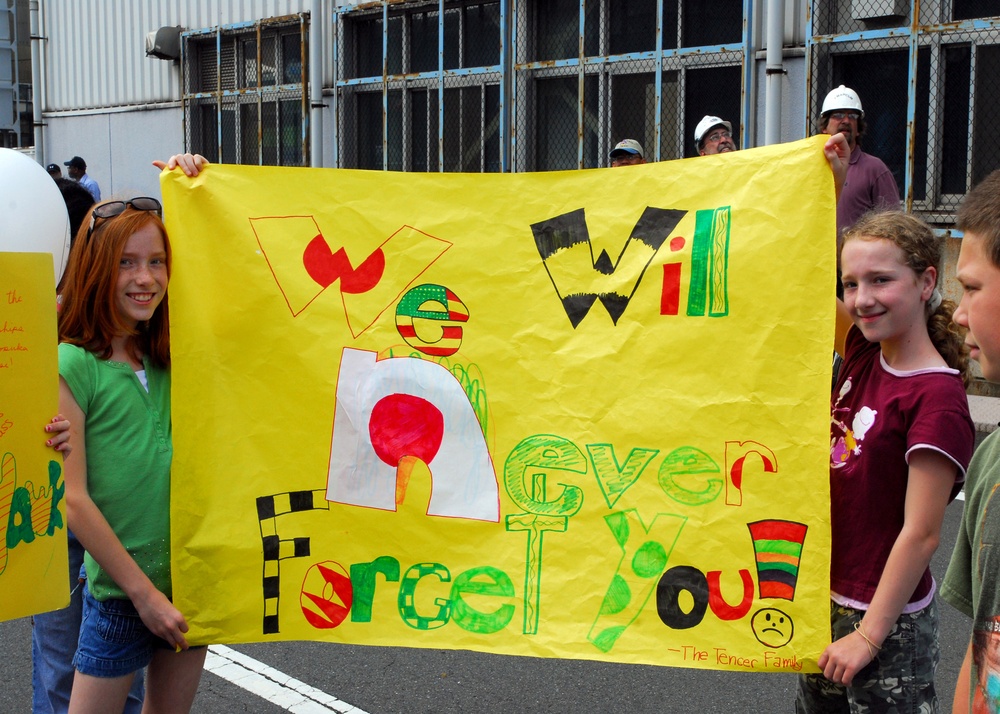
[819,85,900,235]
[694,116,737,156]
[609,139,646,167]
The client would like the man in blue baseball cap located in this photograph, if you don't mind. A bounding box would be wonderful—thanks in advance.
[64,155,101,202]
[609,139,645,167]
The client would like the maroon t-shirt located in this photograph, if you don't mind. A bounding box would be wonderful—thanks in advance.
[829,327,974,604]
[837,146,901,235]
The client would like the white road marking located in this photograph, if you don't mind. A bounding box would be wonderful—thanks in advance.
[204,645,369,714]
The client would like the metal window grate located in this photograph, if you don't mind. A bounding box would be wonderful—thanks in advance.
[182,14,309,167]
[335,0,748,172]
[808,0,1000,219]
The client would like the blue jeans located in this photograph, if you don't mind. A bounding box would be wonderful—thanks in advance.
[31,531,145,714]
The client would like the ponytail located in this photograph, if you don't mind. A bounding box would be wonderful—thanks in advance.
[928,298,970,386]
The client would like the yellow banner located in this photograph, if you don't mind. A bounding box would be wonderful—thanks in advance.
[0,252,68,621]
[165,136,835,673]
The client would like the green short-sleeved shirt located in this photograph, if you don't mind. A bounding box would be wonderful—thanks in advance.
[58,343,172,601]
[942,429,1000,710]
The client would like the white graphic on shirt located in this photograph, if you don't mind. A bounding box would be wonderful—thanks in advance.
[830,377,878,469]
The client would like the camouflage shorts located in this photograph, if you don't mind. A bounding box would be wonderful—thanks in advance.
[794,598,940,714]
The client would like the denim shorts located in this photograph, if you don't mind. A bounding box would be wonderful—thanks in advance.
[73,586,173,678]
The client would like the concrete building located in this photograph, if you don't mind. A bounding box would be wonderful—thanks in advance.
[13,1,998,195]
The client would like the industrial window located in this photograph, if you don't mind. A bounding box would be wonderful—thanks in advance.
[336,0,746,172]
[338,0,503,172]
[515,0,745,171]
[808,0,1000,217]
[182,15,308,167]
[0,2,21,148]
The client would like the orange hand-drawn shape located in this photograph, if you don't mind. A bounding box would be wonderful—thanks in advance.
[725,440,778,507]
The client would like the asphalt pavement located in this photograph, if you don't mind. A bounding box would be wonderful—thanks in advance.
[0,494,973,714]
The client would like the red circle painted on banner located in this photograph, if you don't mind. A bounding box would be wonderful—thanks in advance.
[369,394,444,466]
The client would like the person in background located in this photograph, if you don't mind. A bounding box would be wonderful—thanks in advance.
[819,85,900,237]
[694,116,737,156]
[54,178,95,253]
[63,156,101,202]
[47,163,63,179]
[609,139,646,167]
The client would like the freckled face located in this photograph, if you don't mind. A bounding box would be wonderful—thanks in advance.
[115,223,168,330]
[840,238,934,348]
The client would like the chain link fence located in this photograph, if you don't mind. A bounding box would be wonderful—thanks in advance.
[809,0,1000,222]
[512,0,745,170]
[336,0,745,172]
[182,15,308,167]
[336,1,504,172]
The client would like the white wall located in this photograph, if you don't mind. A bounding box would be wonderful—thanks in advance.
[45,105,184,200]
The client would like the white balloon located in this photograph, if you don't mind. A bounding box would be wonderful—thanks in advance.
[0,148,72,285]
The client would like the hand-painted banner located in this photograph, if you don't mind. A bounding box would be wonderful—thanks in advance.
[164,136,835,673]
[0,252,68,622]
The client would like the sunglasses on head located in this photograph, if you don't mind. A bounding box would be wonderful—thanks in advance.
[87,197,163,240]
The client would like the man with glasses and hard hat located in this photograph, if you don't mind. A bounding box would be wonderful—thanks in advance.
[694,116,737,156]
[819,85,900,236]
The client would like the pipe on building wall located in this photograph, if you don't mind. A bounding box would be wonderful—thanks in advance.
[764,0,785,146]
[29,0,44,164]
[309,0,324,167]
